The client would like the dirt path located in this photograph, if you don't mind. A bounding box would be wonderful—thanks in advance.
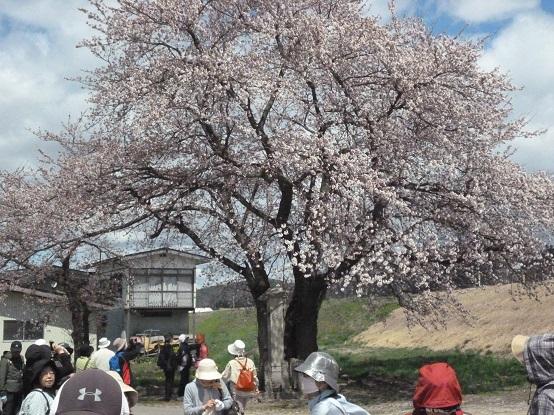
[134,387,531,414]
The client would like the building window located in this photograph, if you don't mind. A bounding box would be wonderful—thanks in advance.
[3,320,45,341]
[130,269,194,308]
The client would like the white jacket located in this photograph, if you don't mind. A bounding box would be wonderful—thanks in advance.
[89,348,115,371]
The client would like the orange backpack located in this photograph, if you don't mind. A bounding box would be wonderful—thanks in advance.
[235,358,256,392]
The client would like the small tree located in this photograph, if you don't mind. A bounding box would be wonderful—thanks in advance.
[33,0,554,380]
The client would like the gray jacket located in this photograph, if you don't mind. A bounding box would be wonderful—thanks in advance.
[308,389,370,415]
[183,380,233,415]
[524,334,554,415]
[0,352,24,393]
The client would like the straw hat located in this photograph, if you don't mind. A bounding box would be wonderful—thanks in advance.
[113,337,127,352]
[511,335,529,362]
[107,370,139,408]
[195,359,222,380]
[98,337,111,349]
[227,340,246,356]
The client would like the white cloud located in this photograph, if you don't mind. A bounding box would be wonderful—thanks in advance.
[440,0,540,23]
[0,0,95,169]
[480,11,554,172]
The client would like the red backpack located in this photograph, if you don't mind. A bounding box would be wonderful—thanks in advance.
[235,358,256,392]
[411,362,464,415]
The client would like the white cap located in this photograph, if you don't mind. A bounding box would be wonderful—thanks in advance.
[34,339,48,346]
[178,334,187,343]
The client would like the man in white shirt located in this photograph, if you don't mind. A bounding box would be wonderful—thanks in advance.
[89,337,115,371]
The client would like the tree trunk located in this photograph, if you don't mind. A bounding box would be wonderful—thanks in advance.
[284,274,327,360]
[245,267,271,392]
[254,295,270,392]
[82,305,90,345]
[60,254,90,351]
[69,299,85,350]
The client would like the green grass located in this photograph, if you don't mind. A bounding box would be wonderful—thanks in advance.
[332,347,527,401]
[318,298,399,348]
[133,297,527,400]
[133,355,165,388]
[194,307,259,370]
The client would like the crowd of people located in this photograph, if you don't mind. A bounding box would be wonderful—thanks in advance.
[0,335,140,415]
[0,332,256,415]
[0,332,551,415]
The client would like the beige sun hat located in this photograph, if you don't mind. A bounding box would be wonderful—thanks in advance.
[107,370,139,408]
[227,340,246,356]
[195,358,222,380]
[511,335,530,362]
[113,337,127,352]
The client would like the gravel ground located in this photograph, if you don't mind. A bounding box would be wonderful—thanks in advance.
[133,387,532,414]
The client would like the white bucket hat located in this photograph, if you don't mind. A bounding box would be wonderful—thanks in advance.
[195,359,222,380]
[98,337,111,349]
[227,340,246,356]
[511,335,529,362]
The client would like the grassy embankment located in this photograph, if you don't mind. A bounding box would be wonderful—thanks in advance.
[134,298,526,400]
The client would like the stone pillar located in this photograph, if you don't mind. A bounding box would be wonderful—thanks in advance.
[260,287,291,398]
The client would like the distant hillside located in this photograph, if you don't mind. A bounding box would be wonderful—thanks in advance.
[196,279,296,308]
[196,278,374,309]
[355,283,554,354]
[196,280,255,308]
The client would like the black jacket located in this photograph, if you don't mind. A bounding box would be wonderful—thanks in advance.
[158,344,177,373]
[52,352,74,387]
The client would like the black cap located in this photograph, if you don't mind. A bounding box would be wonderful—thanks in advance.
[10,341,22,352]
[52,369,124,414]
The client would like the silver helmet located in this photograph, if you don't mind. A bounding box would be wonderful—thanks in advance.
[294,351,340,392]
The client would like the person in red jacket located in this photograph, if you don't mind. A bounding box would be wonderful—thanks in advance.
[406,362,466,415]
[193,333,209,369]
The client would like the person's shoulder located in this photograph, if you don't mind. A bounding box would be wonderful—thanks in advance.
[184,381,198,394]
[24,389,46,401]
[311,398,344,415]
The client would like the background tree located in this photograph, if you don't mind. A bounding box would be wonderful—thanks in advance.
[0,167,147,349]
[32,0,554,379]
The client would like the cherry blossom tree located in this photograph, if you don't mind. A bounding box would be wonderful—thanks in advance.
[34,0,554,377]
[0,167,148,349]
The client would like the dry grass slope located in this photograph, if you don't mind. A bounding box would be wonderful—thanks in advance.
[355,283,554,354]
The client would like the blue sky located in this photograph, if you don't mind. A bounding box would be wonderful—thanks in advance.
[0,0,553,172]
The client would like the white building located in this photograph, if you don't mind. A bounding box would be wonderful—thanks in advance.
[0,285,98,355]
[95,248,209,339]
